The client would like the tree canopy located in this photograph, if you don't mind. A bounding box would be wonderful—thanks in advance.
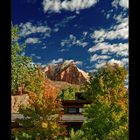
[11,25,45,95]
[59,87,78,100]
[81,63,128,140]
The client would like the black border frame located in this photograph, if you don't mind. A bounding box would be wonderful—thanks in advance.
[0,0,11,139]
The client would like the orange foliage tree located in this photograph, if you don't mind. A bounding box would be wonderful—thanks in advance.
[12,80,67,139]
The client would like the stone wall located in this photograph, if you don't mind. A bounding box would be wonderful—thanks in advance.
[11,94,29,113]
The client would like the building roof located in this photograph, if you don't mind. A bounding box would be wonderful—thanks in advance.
[62,100,92,107]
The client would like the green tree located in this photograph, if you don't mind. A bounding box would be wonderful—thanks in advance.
[59,87,77,100]
[81,63,128,140]
[64,129,87,140]
[11,25,45,95]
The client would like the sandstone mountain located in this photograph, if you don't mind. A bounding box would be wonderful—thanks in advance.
[43,60,89,85]
[12,60,89,113]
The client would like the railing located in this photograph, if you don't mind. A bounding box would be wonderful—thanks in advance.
[11,113,86,122]
[60,114,86,122]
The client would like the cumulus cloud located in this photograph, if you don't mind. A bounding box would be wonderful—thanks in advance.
[121,57,129,65]
[50,58,64,64]
[49,58,83,67]
[113,12,127,23]
[19,22,51,37]
[30,53,36,56]
[108,59,124,66]
[25,38,40,44]
[42,46,47,49]
[91,17,128,42]
[61,34,88,47]
[75,60,83,66]
[90,54,111,62]
[54,15,76,31]
[58,48,69,52]
[106,13,111,19]
[108,58,128,67]
[30,53,42,60]
[42,0,98,13]
[88,9,128,71]
[89,14,128,60]
[89,42,128,54]
[63,59,83,67]
[36,56,42,60]
[83,31,88,37]
[95,60,106,69]
[66,15,77,20]
[94,58,128,69]
[112,0,128,9]
[53,28,59,32]
[101,9,114,19]
[116,50,128,57]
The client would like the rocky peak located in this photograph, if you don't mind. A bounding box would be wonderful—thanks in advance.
[43,60,89,85]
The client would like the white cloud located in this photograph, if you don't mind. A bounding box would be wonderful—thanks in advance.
[88,42,128,57]
[92,17,128,41]
[108,58,128,66]
[21,52,25,56]
[61,40,67,47]
[108,59,124,66]
[53,28,59,32]
[58,48,69,52]
[121,58,128,65]
[36,62,43,66]
[63,59,83,67]
[30,53,36,56]
[50,58,64,64]
[102,9,114,19]
[54,15,76,31]
[75,60,83,66]
[76,40,88,47]
[116,50,128,57]
[95,60,106,69]
[36,56,42,60]
[112,0,128,9]
[113,12,127,23]
[89,14,128,60]
[106,13,111,19]
[88,5,128,71]
[42,46,47,49]
[61,34,88,47]
[19,22,51,37]
[49,58,83,67]
[119,0,129,9]
[94,57,128,69]
[90,54,111,62]
[88,69,97,73]
[25,38,40,44]
[66,15,76,20]
[83,31,88,37]
[42,0,98,13]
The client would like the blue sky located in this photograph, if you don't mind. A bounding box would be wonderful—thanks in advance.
[12,0,128,73]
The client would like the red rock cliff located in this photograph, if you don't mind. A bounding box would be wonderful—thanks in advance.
[44,61,89,85]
